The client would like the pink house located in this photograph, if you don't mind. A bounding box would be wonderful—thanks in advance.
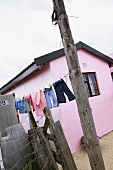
[1,41,113,153]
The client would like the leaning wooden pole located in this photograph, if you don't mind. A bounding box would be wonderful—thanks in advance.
[51,0,105,169]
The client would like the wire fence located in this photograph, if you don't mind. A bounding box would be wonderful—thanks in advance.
[22,154,53,170]
[0,125,55,170]
[20,113,44,129]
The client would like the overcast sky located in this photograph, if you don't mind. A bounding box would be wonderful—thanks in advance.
[0,0,113,87]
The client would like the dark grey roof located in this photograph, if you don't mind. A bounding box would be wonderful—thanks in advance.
[0,62,41,94]
[0,41,113,94]
[34,41,113,66]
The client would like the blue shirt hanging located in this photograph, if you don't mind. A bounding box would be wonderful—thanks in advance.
[14,100,18,110]
[17,97,28,114]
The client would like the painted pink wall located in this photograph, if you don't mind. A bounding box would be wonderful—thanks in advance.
[50,49,113,152]
[5,49,113,153]
[110,67,113,73]
[6,64,59,131]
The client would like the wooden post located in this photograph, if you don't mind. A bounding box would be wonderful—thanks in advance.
[51,1,105,169]
[26,100,37,128]
[37,127,59,170]
[28,128,49,170]
[43,107,78,170]
[13,93,20,123]
[55,121,78,170]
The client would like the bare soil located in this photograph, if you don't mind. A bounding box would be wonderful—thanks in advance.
[73,130,113,170]
[58,130,113,170]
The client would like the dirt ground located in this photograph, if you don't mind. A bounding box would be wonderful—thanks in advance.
[73,130,113,170]
[58,130,113,170]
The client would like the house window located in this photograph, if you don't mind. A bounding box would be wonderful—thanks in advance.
[83,73,99,97]
[111,73,113,81]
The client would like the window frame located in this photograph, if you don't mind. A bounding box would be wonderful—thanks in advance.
[111,73,113,81]
[82,72,100,97]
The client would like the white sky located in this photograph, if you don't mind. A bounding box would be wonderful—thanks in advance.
[0,0,113,87]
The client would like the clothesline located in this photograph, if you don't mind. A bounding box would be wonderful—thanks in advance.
[15,67,76,117]
[14,68,77,131]
[20,114,44,127]
[62,67,75,78]
[16,66,74,100]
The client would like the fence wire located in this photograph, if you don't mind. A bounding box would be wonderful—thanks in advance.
[0,126,55,170]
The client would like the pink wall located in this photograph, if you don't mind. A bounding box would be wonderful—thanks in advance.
[10,64,53,97]
[6,64,59,131]
[110,67,113,73]
[5,49,113,153]
[50,49,113,152]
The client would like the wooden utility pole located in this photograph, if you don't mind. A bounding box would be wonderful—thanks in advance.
[51,0,105,169]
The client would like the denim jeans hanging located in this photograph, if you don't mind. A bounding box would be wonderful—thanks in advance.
[44,86,59,108]
[53,79,75,103]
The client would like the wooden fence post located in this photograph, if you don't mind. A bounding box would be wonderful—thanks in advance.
[26,100,37,128]
[54,121,78,170]
[13,93,20,123]
[37,127,59,170]
[28,128,49,170]
[43,107,78,170]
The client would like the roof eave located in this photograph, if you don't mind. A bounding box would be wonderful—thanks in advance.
[82,43,113,64]
[0,63,41,94]
[35,41,113,66]
[1,41,113,94]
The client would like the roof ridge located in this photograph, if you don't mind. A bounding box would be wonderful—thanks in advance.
[0,41,113,94]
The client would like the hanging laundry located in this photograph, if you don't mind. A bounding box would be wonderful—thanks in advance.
[53,79,75,103]
[17,97,28,114]
[14,100,18,111]
[24,94,35,111]
[32,90,47,116]
[44,85,58,108]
